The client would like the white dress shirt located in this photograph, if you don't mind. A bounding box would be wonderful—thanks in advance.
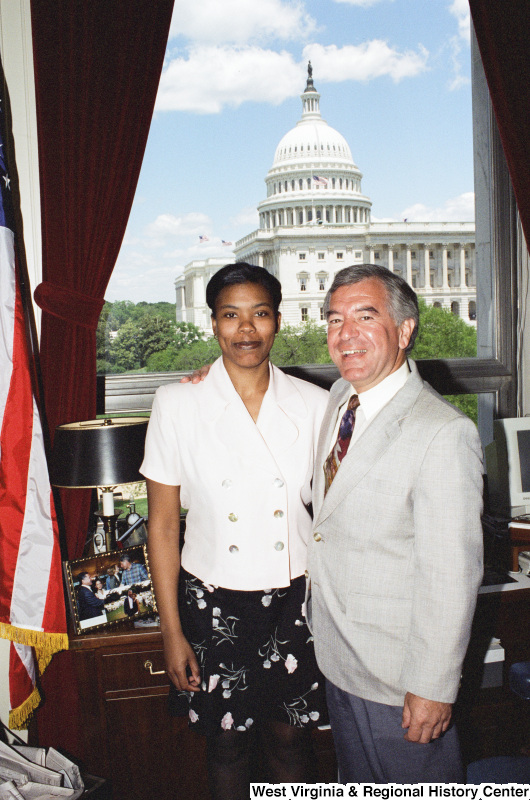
[328,361,411,450]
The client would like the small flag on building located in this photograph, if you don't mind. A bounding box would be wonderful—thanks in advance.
[222,240,233,246]
[313,175,328,186]
[199,234,209,242]
[0,88,68,729]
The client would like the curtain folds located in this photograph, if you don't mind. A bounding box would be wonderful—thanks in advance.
[29,0,174,753]
[31,0,174,559]
[469,0,530,250]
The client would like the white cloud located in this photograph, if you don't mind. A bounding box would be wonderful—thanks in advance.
[303,41,429,83]
[157,39,430,114]
[168,0,316,45]
[449,0,471,43]
[145,212,211,246]
[332,0,390,6]
[446,0,471,90]
[231,206,260,228]
[400,192,475,222]
[157,47,304,112]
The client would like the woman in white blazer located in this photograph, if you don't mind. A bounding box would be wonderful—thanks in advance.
[141,264,329,799]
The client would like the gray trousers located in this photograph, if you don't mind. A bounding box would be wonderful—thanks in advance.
[326,680,464,784]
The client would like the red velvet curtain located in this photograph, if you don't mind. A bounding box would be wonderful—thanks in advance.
[31,0,174,560]
[28,1,173,751]
[469,0,530,250]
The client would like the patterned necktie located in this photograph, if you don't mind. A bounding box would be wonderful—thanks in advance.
[323,394,360,494]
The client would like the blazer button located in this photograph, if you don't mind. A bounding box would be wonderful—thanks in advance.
[228,513,238,522]
[273,510,284,519]
[222,479,233,489]
[229,545,239,554]
[273,478,284,488]
[274,541,284,551]
[313,532,322,542]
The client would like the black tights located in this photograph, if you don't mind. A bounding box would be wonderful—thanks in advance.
[206,720,316,800]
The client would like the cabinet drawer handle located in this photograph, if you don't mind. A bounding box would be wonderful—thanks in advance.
[144,659,166,675]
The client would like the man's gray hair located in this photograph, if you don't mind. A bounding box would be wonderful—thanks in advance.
[323,264,419,353]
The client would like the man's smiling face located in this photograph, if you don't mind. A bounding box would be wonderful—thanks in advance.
[326,278,414,392]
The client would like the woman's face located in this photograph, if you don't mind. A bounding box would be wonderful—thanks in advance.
[212,282,280,372]
[95,580,103,590]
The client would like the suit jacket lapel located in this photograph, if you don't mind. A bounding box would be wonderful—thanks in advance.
[313,379,351,513]
[314,365,424,526]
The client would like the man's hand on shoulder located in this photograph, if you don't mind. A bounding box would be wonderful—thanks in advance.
[402,692,452,743]
[179,364,212,383]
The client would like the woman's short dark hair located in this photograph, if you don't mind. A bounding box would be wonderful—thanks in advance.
[206,262,282,316]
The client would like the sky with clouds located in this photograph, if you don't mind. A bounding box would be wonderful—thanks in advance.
[107,0,474,304]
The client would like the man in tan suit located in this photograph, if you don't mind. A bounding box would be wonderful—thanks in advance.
[308,264,483,783]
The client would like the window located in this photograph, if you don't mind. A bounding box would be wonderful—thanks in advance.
[99,19,518,448]
[301,307,309,322]
[354,250,362,259]
[319,305,325,320]
[317,273,328,291]
[318,252,325,260]
[299,277,307,291]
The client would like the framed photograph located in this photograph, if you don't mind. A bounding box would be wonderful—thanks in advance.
[63,544,157,635]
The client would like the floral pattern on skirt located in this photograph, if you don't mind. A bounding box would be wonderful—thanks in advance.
[168,569,328,737]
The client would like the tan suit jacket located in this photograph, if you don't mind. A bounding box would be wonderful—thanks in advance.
[308,360,484,706]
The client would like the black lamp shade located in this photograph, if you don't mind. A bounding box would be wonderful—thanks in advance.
[51,417,149,488]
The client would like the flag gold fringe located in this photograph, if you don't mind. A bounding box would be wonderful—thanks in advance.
[8,684,42,731]
[1,622,69,729]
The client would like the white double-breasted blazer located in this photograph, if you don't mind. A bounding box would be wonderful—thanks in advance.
[141,357,328,590]
[308,360,484,706]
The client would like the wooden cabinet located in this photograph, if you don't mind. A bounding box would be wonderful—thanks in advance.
[36,624,336,799]
[62,626,210,800]
[456,579,530,765]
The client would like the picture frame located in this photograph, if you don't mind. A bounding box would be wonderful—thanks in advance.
[63,544,157,635]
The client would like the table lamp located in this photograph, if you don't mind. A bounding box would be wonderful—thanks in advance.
[51,417,149,551]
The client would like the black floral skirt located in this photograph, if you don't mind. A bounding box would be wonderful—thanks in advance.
[168,568,328,737]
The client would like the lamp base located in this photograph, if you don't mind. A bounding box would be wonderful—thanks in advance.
[95,512,121,552]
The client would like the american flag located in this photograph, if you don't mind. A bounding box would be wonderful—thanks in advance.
[313,175,328,186]
[222,240,233,246]
[0,93,68,728]
[199,234,209,242]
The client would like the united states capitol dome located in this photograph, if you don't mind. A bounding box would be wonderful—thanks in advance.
[258,63,371,229]
[272,69,355,169]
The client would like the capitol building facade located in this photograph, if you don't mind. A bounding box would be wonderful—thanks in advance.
[175,69,476,332]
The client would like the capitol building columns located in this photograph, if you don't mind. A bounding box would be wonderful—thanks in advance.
[423,247,432,291]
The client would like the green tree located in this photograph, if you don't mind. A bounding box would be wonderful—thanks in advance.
[109,319,143,371]
[271,321,331,366]
[169,337,222,371]
[136,314,176,365]
[174,321,203,348]
[96,302,112,364]
[412,299,478,423]
[413,298,476,359]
